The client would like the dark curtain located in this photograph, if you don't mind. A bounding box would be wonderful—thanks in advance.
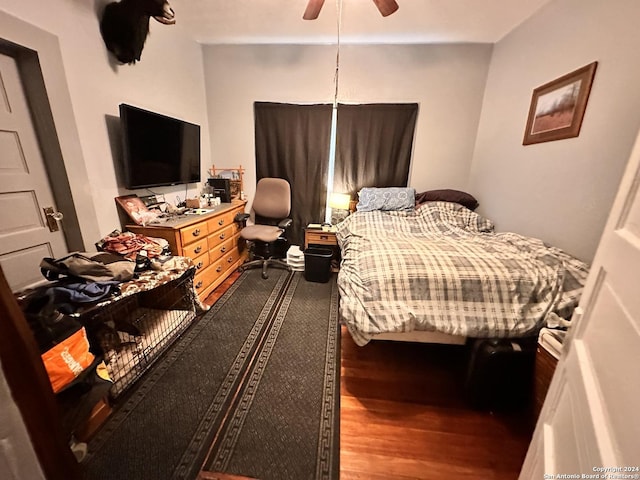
[254,102,333,246]
[333,103,419,197]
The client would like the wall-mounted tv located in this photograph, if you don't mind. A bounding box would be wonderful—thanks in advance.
[119,103,201,189]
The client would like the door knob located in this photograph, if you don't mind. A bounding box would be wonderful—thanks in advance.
[43,207,64,232]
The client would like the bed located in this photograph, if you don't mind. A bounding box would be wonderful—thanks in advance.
[335,193,589,346]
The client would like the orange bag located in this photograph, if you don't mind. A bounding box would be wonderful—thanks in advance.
[41,327,95,393]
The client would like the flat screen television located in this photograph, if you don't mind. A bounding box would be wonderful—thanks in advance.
[119,103,201,189]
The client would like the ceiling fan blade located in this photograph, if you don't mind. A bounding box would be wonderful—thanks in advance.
[303,0,325,20]
[372,0,399,17]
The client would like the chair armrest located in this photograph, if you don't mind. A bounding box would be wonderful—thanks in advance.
[278,218,293,229]
[234,213,250,225]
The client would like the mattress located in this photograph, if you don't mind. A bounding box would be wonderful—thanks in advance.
[336,202,589,346]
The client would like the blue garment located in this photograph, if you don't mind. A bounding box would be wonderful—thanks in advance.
[45,281,121,314]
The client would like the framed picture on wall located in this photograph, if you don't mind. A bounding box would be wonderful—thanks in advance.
[523,61,598,145]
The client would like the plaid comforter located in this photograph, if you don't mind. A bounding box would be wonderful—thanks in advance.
[336,202,589,346]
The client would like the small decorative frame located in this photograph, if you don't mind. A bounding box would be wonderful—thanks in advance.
[115,195,150,225]
[523,61,598,145]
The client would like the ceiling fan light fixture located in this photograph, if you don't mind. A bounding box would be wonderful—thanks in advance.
[372,0,399,17]
[303,0,325,20]
[303,0,399,20]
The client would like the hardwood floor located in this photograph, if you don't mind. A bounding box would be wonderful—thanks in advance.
[204,274,534,480]
[340,331,533,479]
[202,270,243,307]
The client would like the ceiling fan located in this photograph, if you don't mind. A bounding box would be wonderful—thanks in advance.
[303,0,399,20]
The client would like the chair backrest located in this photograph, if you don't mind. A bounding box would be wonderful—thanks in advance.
[252,178,291,220]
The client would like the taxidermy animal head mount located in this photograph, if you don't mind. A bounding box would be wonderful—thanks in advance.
[100,0,176,65]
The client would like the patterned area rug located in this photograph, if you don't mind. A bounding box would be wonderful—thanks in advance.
[82,269,340,480]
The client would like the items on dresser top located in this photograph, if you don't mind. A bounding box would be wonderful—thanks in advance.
[115,194,162,226]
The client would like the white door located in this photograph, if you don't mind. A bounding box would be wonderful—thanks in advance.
[519,130,640,477]
[0,52,68,292]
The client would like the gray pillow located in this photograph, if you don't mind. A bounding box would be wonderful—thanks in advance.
[356,187,416,212]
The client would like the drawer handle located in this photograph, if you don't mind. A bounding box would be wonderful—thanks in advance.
[227,256,234,263]
[219,233,226,240]
[195,280,203,289]
[193,228,201,237]
[194,246,202,254]
[320,235,328,240]
[216,265,223,273]
[218,219,225,226]
[196,261,203,269]
[220,246,227,253]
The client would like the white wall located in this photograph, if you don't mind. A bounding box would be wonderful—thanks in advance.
[0,0,211,243]
[2,0,636,261]
[202,43,493,203]
[469,0,640,262]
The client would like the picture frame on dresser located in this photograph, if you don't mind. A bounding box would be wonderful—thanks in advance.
[115,195,151,225]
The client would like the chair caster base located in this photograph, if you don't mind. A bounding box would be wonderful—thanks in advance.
[239,257,291,280]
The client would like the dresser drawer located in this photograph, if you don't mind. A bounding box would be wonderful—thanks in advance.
[208,225,234,247]
[193,267,212,295]
[211,247,240,278]
[194,257,227,295]
[181,222,208,245]
[222,247,241,271]
[182,237,208,259]
[209,236,236,263]
[229,219,242,236]
[194,247,241,300]
[305,230,337,247]
[207,211,235,234]
[192,252,210,273]
[230,206,245,234]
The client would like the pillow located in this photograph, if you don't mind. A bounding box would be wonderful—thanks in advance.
[356,187,416,212]
[415,189,479,211]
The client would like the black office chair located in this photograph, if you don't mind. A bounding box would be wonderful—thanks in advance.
[235,178,293,279]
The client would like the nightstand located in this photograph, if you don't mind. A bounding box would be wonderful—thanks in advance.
[304,228,340,271]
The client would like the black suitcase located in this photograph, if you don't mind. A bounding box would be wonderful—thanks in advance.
[465,337,536,410]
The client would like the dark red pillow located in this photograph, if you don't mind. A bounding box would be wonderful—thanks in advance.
[415,189,479,211]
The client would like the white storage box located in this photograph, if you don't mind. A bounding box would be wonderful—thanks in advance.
[287,245,305,272]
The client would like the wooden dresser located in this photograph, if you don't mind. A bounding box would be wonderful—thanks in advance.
[128,201,247,301]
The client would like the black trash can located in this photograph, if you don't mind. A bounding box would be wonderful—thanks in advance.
[304,247,333,283]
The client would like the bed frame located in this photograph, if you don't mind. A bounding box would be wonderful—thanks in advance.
[374,330,467,345]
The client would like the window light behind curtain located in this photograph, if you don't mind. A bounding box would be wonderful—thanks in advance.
[333,103,419,198]
[254,102,418,244]
[254,102,333,247]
